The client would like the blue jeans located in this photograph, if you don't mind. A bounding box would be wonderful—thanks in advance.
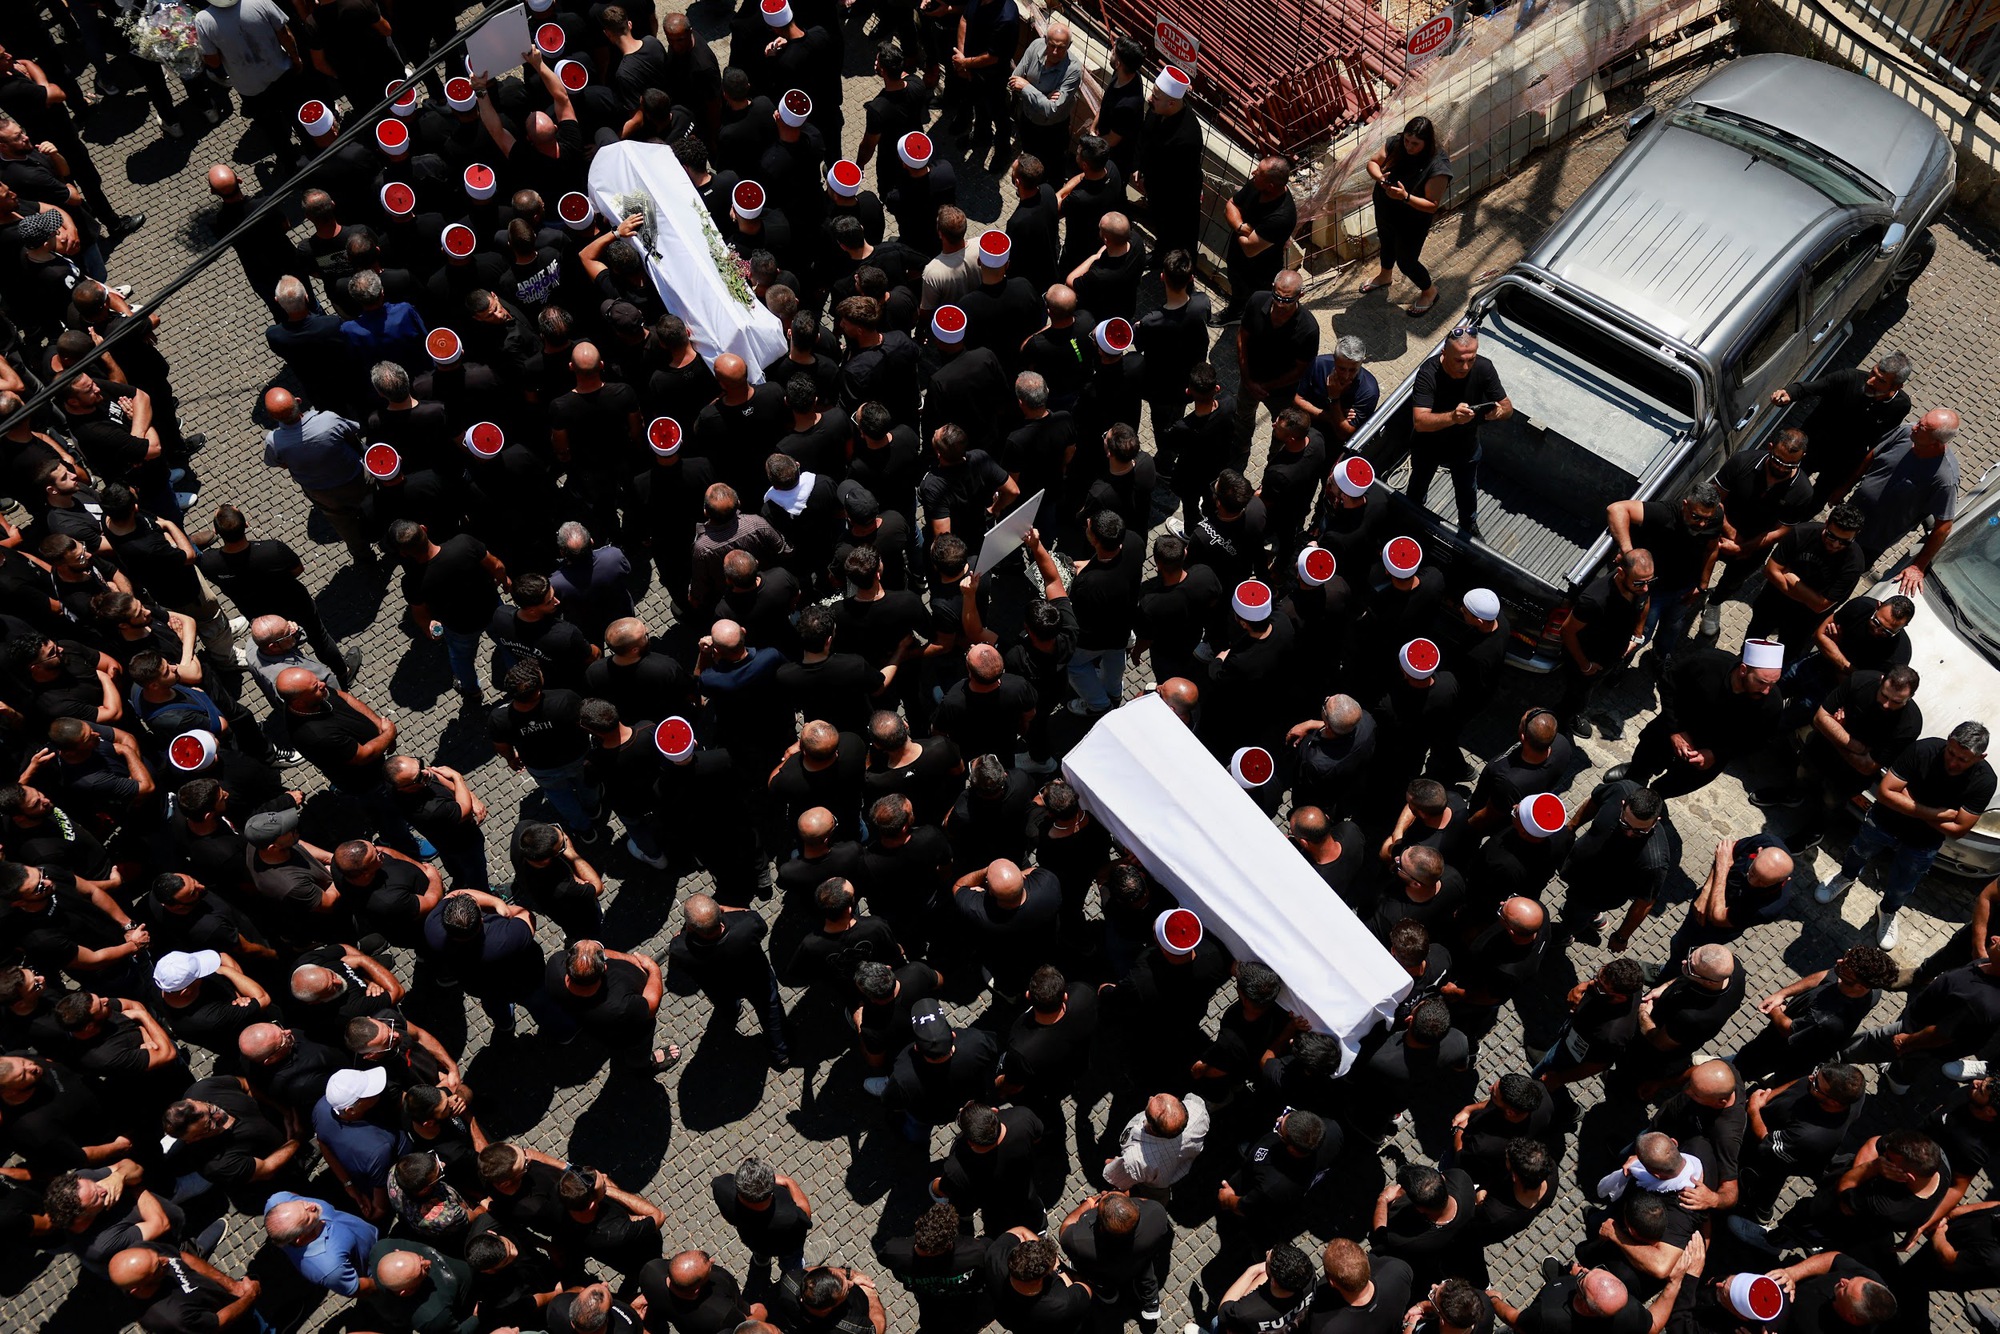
[440,626,485,691]
[526,756,600,831]
[1837,808,1941,913]
[1067,646,1127,713]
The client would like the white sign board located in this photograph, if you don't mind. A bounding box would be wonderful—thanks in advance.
[972,489,1047,575]
[1404,8,1458,66]
[464,4,532,80]
[1153,16,1198,74]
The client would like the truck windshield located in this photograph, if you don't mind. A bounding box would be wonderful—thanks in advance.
[1670,108,1885,208]
[1928,510,2000,666]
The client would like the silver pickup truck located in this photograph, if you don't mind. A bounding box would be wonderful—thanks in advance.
[1347,54,1955,670]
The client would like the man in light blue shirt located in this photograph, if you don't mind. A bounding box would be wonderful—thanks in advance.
[262,386,373,563]
[263,1191,380,1297]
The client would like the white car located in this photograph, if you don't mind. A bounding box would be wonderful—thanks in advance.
[1873,480,2000,876]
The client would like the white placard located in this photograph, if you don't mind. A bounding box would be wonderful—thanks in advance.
[972,490,1047,576]
[465,4,532,81]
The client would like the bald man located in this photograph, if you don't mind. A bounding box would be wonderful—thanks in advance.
[261,386,373,562]
[361,1239,476,1334]
[665,893,792,1070]
[951,856,1062,995]
[1490,1262,1660,1334]
[1851,406,1963,588]
[692,355,791,498]
[1104,1092,1210,1194]
[263,1191,380,1297]
[638,1248,763,1333]
[1621,943,1744,1102]
[210,164,311,322]
[550,341,642,475]
[769,720,868,831]
[1155,676,1200,726]
[1645,1058,1747,1212]
[1448,896,1550,1012]
[935,643,1038,763]
[110,1244,263,1331]
[1691,832,1795,931]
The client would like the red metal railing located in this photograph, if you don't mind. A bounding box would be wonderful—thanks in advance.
[1078,0,1409,153]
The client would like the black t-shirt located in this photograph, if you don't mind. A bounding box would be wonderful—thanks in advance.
[637,1260,749,1334]
[1927,1088,2000,1182]
[582,648,694,727]
[1645,970,1747,1057]
[1307,1254,1413,1334]
[1715,447,1815,538]
[1239,291,1320,386]
[505,826,603,942]
[172,1076,286,1189]
[710,1173,811,1254]
[1509,1275,1649,1333]
[1758,1079,1863,1172]
[289,694,387,794]
[1822,596,1913,672]
[1228,1127,1339,1223]
[406,534,499,633]
[1767,521,1867,604]
[1411,353,1505,463]
[486,610,595,691]
[338,856,430,947]
[1905,962,2000,1057]
[833,591,928,669]
[940,1105,1043,1209]
[1813,670,1922,771]
[1218,1279,1312,1334]
[1630,499,1717,593]
[932,675,1037,763]
[984,1234,1093,1331]
[1570,570,1647,665]
[136,1247,241,1334]
[197,540,311,617]
[1067,530,1147,648]
[876,1232,988,1308]
[917,451,1011,545]
[542,953,652,1040]
[488,689,589,769]
[1875,735,1997,848]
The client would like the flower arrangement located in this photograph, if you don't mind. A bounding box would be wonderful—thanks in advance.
[608,190,663,260]
[119,0,204,78]
[699,211,758,309]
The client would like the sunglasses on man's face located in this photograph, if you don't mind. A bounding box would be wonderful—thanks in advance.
[1271,292,1299,306]
[1765,454,1801,474]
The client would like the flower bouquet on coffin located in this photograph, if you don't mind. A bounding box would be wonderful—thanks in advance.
[608,190,664,260]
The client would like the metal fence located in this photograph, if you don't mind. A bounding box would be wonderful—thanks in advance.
[1070,0,1411,154]
[1846,0,2000,101]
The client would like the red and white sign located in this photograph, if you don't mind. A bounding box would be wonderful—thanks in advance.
[1405,10,1456,64]
[1153,16,1198,74]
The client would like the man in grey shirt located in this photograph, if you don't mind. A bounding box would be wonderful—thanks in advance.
[247,614,338,706]
[262,387,372,563]
[195,0,309,160]
[1009,21,1083,177]
[1852,406,1962,592]
[1102,1092,1209,1195]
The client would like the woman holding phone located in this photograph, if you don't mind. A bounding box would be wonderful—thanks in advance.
[1361,116,1454,317]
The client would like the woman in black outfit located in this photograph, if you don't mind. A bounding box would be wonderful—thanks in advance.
[1361,116,1453,317]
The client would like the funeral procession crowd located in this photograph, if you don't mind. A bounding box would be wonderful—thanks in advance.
[0,0,1992,1331]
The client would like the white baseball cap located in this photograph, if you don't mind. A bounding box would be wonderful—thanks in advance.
[153,949,221,992]
[325,1066,390,1112]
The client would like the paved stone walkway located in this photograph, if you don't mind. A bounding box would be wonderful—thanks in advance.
[11,15,2000,1332]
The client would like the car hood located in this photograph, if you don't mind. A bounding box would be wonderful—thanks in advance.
[1874,576,2000,794]
[1689,54,1944,202]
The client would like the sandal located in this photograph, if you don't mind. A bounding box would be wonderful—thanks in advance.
[1357,276,1393,295]
[1406,299,1439,317]
[651,1044,683,1071]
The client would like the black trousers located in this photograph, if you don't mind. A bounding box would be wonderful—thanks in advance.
[1376,205,1436,290]
[1406,447,1479,529]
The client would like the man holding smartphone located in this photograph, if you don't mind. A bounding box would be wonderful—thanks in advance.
[1407,325,1511,540]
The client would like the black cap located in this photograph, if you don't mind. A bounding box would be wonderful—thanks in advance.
[837,479,880,522]
[909,998,953,1058]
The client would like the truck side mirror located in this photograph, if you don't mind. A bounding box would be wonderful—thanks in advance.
[1624,106,1657,141]
[1879,222,1907,256]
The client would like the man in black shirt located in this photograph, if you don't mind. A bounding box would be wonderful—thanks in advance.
[1233,270,1319,448]
[1783,593,1916,724]
[1816,721,1997,948]
[883,997,1000,1133]
[1615,942,1745,1100]
[711,1155,814,1275]
[664,893,790,1070]
[1709,427,1814,627]
[543,938,675,1077]
[936,1102,1044,1234]
[199,504,353,689]
[637,1249,760,1334]
[1557,550,1653,730]
[1607,484,1724,661]
[1771,354,1914,505]
[1407,326,1510,537]
[1217,1107,1337,1248]
[488,574,596,693]
[1747,506,1868,651]
[1614,640,1784,799]
[276,668,419,853]
[985,1232,1090,1333]
[877,1200,989,1324]
[1558,780,1674,951]
[390,522,511,701]
[108,1245,262,1334]
[1058,1191,1172,1330]
[1735,1061,1868,1219]
[1756,665,1922,839]
[487,662,599,837]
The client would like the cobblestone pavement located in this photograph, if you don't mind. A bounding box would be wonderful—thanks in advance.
[13,12,2000,1332]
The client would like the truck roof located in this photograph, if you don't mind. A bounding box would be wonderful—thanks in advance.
[1531,123,1840,347]
[1688,53,1945,202]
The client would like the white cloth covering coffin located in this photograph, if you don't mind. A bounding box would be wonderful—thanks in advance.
[1061,692,1411,1072]
[586,140,788,381]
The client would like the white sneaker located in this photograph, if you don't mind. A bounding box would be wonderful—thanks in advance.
[1875,910,1901,949]
[862,1076,890,1097]
[1947,1059,1990,1082]
[624,834,669,869]
[270,748,307,768]
[233,646,250,667]
[1813,875,1854,905]
[227,616,249,636]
